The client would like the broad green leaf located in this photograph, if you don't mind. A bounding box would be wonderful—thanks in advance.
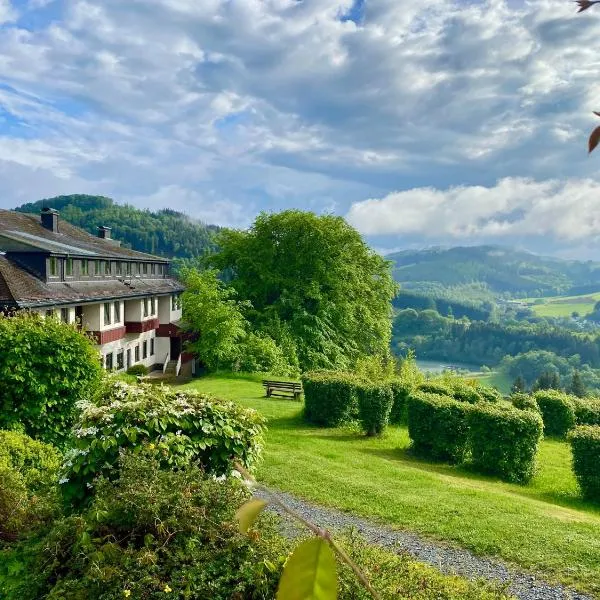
[276,537,337,600]
[235,499,268,533]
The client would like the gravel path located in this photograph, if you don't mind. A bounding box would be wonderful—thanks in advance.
[255,489,592,600]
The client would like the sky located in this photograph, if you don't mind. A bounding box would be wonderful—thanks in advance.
[1,0,600,258]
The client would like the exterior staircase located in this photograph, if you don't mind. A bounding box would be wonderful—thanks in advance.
[164,360,178,376]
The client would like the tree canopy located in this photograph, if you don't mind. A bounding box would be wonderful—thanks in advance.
[209,210,398,372]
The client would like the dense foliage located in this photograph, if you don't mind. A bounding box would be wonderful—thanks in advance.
[356,382,394,436]
[572,397,600,426]
[1,454,288,600]
[533,390,576,437]
[302,371,362,427]
[468,403,543,483]
[16,195,219,259]
[568,426,600,501]
[0,313,103,446]
[61,380,265,505]
[388,379,412,424]
[407,392,471,463]
[510,393,540,412]
[0,431,61,542]
[210,210,397,372]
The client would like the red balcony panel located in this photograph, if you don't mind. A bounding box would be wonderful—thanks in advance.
[156,323,181,337]
[91,326,127,345]
[125,318,159,333]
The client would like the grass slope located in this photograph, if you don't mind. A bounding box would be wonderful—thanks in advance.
[179,374,600,597]
[523,291,600,318]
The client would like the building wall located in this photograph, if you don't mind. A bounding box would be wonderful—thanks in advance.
[99,329,158,371]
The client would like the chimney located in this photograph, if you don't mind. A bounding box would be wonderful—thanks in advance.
[97,226,112,240]
[40,208,59,233]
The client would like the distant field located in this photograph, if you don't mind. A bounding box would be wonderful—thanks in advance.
[523,291,600,318]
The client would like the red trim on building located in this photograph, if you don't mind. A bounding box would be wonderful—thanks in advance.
[125,318,159,333]
[91,326,127,345]
[156,323,181,337]
[181,352,194,363]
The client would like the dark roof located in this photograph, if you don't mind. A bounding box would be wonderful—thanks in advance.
[0,210,168,261]
[0,254,183,309]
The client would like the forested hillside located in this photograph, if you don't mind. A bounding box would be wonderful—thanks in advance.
[15,195,219,258]
[388,245,600,298]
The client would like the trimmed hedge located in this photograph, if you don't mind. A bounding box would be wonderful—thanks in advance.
[388,379,412,424]
[450,382,483,404]
[126,364,149,376]
[407,392,471,463]
[468,402,543,483]
[357,382,394,436]
[533,390,576,437]
[302,371,362,427]
[418,382,453,397]
[510,393,540,413]
[568,425,600,501]
[476,385,502,404]
[572,398,600,426]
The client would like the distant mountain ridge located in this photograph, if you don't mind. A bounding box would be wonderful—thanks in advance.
[387,245,600,297]
[14,195,220,259]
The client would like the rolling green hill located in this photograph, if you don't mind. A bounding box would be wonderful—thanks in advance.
[15,195,220,259]
[388,245,600,298]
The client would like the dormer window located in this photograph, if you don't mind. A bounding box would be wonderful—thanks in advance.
[81,260,88,276]
[142,263,148,275]
[65,258,73,277]
[116,262,122,276]
[49,257,58,277]
[104,261,111,275]
[94,260,100,276]
[125,262,131,276]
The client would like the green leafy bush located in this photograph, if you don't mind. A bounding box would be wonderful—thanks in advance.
[568,426,600,501]
[407,392,471,463]
[468,402,543,483]
[125,364,148,376]
[235,331,299,377]
[302,371,362,427]
[533,390,576,437]
[1,453,289,600]
[61,379,266,505]
[417,381,453,397]
[0,430,61,541]
[0,313,103,446]
[388,379,412,424]
[356,382,394,436]
[475,385,502,404]
[572,398,600,426]
[450,382,483,404]
[510,393,540,412]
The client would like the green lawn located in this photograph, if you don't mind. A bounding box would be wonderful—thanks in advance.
[524,291,600,318]
[179,374,600,597]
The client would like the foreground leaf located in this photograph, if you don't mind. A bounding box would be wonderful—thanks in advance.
[235,499,268,533]
[277,537,337,600]
[589,126,600,154]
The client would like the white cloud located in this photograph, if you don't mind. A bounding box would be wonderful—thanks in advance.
[346,177,600,243]
[0,0,16,24]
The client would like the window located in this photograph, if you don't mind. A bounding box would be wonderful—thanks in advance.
[116,262,122,276]
[94,261,100,276]
[104,261,111,275]
[150,296,155,315]
[65,258,73,277]
[172,294,177,311]
[151,263,156,275]
[142,263,148,275]
[116,350,124,370]
[104,302,111,326]
[134,345,140,362]
[143,341,148,359]
[105,353,113,371]
[125,262,131,276]
[143,298,149,318]
[114,301,121,322]
[61,308,69,323]
[81,260,88,276]
[45,309,54,319]
[49,257,58,277]
[150,338,155,356]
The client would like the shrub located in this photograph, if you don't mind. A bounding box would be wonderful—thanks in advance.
[126,364,148,376]
[468,402,543,483]
[388,379,412,424]
[0,430,61,541]
[510,393,540,412]
[450,382,483,404]
[0,312,103,446]
[476,385,502,404]
[356,382,394,436]
[417,381,453,397]
[568,426,600,501]
[235,332,299,377]
[572,397,600,426]
[302,371,363,427]
[533,390,576,437]
[61,379,266,505]
[1,453,289,600]
[407,392,471,463]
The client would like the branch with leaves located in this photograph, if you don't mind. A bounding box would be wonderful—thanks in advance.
[574,1,600,152]
[234,463,381,600]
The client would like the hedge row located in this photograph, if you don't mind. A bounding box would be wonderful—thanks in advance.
[407,393,544,483]
[568,426,600,501]
[417,380,501,405]
[527,391,600,436]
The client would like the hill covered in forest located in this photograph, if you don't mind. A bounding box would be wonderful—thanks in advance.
[388,245,600,298]
[15,195,220,259]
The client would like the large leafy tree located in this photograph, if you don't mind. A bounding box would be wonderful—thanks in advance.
[210,210,398,372]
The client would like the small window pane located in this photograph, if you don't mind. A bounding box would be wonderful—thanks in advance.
[104,302,111,326]
[126,262,131,276]
[143,341,148,359]
[94,261,100,275]
[45,309,54,319]
[114,301,121,322]
[116,262,122,276]
[65,258,73,277]
[143,263,148,275]
[150,338,155,356]
[134,345,140,362]
[61,308,69,323]
[143,298,148,317]
[105,353,113,371]
[104,261,111,275]
[116,350,124,370]
[81,260,88,276]
[49,257,58,277]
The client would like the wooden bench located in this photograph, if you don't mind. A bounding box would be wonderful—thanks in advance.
[263,380,303,400]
